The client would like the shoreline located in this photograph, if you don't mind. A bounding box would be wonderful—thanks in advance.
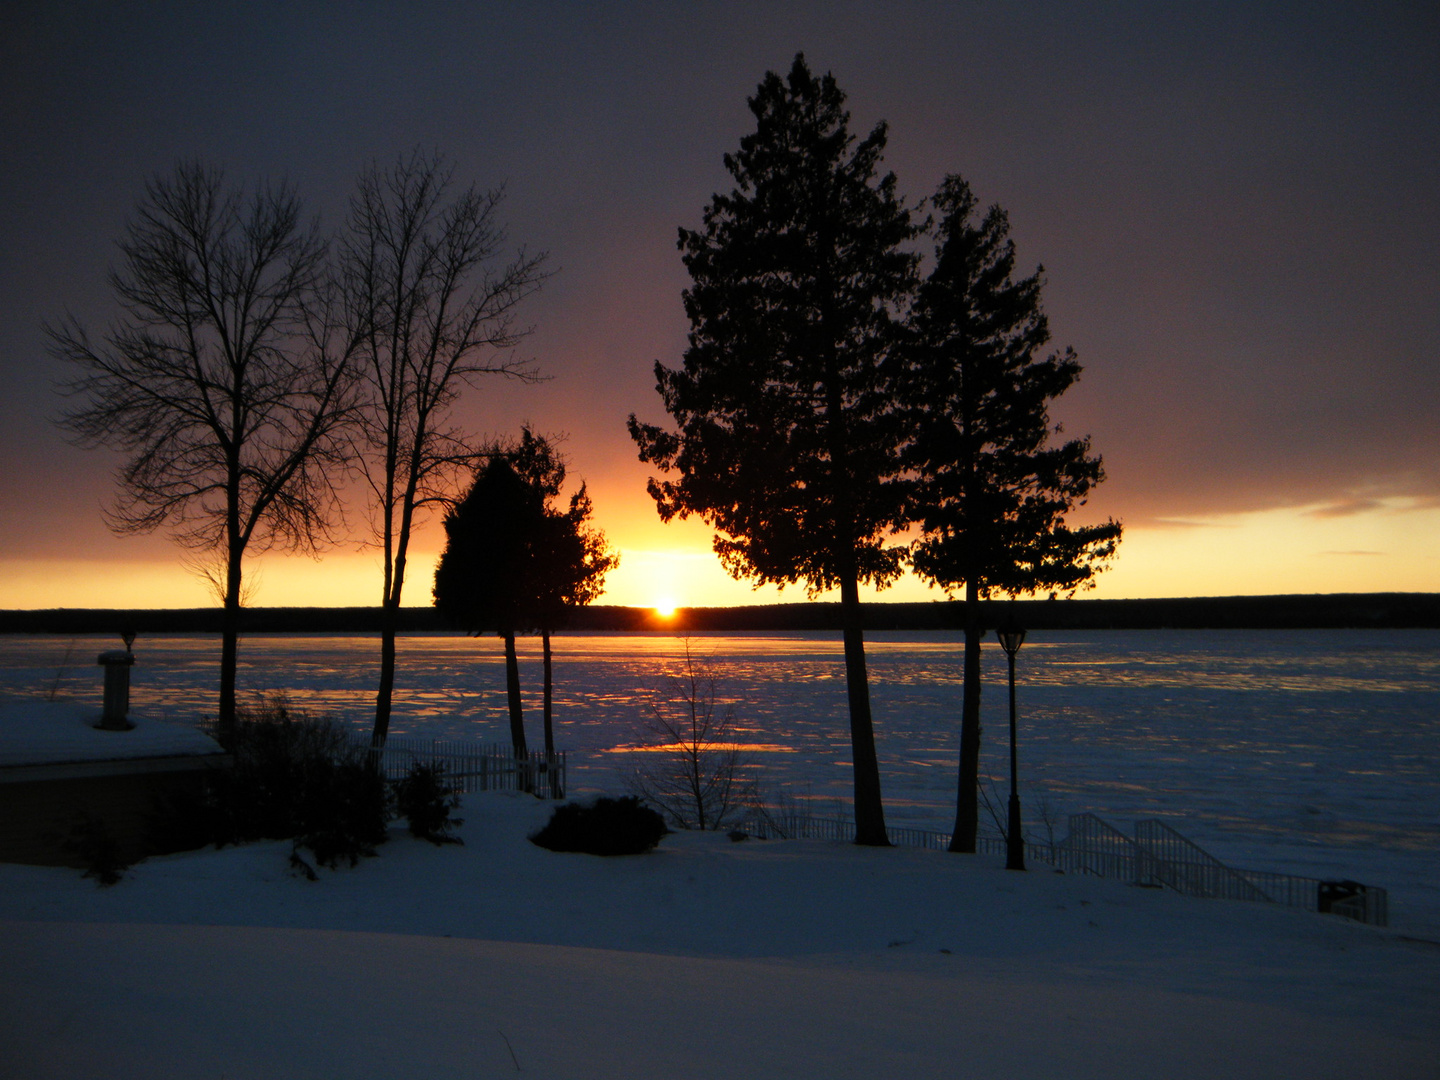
[3,591,1439,634]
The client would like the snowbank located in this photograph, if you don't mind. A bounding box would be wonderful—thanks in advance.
[0,698,221,767]
[0,791,1435,1079]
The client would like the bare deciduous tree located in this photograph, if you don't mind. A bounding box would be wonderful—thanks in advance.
[342,150,549,752]
[50,161,355,739]
[626,639,754,830]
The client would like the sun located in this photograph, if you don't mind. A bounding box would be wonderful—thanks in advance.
[654,598,678,618]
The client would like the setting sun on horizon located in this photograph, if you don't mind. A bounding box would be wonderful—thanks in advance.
[2,493,1438,611]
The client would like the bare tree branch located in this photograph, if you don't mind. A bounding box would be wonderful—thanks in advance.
[49,161,359,733]
[626,638,755,831]
[339,149,551,749]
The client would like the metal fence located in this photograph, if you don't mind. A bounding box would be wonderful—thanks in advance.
[358,743,1390,926]
[1133,817,1273,902]
[366,736,567,799]
[1052,812,1147,882]
[1051,813,1388,926]
[738,812,1055,863]
[734,807,1388,926]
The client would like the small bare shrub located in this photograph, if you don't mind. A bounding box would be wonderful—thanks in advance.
[978,772,1009,842]
[743,784,821,839]
[62,812,128,886]
[289,758,389,874]
[625,638,756,831]
[45,638,78,701]
[980,778,1064,855]
[1031,794,1065,857]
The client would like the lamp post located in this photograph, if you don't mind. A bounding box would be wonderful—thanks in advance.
[997,624,1026,871]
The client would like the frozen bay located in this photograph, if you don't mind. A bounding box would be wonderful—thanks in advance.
[3,628,1436,934]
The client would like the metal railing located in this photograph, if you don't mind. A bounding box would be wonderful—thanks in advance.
[1133,818,1273,902]
[1054,813,1387,926]
[734,807,1388,926]
[1052,812,1149,882]
[742,810,854,843]
[738,812,1057,863]
[367,736,566,799]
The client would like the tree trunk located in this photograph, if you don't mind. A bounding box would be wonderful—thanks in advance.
[216,542,243,746]
[373,497,410,752]
[840,572,889,846]
[503,631,527,756]
[371,597,398,753]
[542,630,554,757]
[542,629,559,798]
[949,578,983,852]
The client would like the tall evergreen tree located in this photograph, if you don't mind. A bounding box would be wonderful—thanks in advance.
[432,457,541,756]
[510,429,618,767]
[628,55,919,845]
[905,175,1121,852]
[432,435,616,769]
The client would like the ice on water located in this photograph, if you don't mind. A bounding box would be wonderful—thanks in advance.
[3,627,1436,935]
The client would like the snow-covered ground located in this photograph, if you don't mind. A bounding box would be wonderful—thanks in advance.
[1,790,1437,1080]
[0,699,220,765]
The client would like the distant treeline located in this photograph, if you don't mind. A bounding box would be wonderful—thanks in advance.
[2,593,1438,635]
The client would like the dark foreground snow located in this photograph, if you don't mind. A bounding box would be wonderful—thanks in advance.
[1,790,1436,1079]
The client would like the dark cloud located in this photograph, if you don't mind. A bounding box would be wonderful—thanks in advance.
[1143,518,1234,530]
[1306,500,1387,519]
[1,1,1436,568]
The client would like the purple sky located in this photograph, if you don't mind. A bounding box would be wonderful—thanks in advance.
[1,2,1436,605]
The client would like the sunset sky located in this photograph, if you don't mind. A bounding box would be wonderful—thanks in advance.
[1,2,1436,611]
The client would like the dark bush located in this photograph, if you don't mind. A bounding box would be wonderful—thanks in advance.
[63,812,128,886]
[392,761,464,845]
[201,696,390,871]
[530,795,668,856]
[146,770,223,856]
[291,760,390,872]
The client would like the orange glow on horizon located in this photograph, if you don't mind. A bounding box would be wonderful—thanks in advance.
[1,498,1436,610]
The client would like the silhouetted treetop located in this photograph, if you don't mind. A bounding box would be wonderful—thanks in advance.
[906,174,1121,599]
[432,456,541,634]
[432,431,616,635]
[631,53,920,595]
[508,427,618,627]
[49,160,355,734]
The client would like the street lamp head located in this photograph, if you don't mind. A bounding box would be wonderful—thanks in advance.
[997,625,1026,657]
